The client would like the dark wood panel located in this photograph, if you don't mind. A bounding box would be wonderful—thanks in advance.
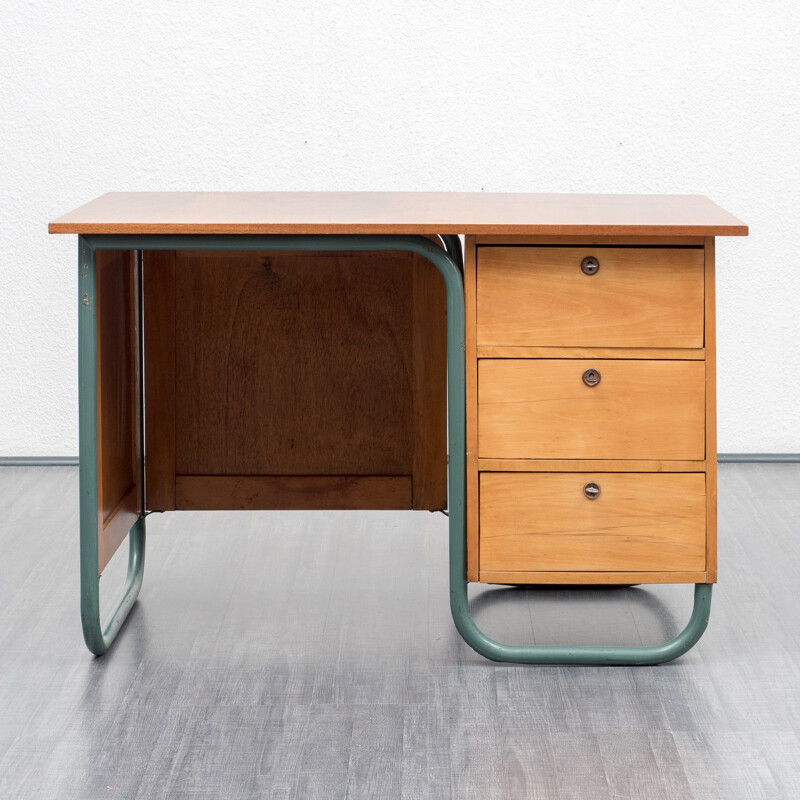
[175,475,412,510]
[411,257,447,509]
[96,249,140,571]
[143,250,176,510]
[49,192,748,236]
[174,249,414,476]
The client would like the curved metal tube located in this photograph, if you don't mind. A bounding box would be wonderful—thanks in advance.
[451,582,712,665]
[80,519,146,656]
[78,236,146,655]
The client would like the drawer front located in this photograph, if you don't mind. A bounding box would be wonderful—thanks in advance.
[479,472,706,573]
[478,359,705,460]
[477,246,704,347]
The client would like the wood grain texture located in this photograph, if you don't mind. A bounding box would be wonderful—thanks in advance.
[175,475,412,510]
[477,346,705,360]
[99,485,140,576]
[479,472,707,574]
[705,238,718,582]
[410,257,447,510]
[142,250,176,511]
[464,237,480,581]
[478,359,706,460]
[477,247,705,348]
[48,192,749,236]
[174,250,414,476]
[95,249,140,572]
[475,234,707,245]
[477,459,706,472]
[479,570,708,585]
[142,248,445,511]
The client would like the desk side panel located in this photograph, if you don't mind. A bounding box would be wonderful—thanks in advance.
[96,249,141,571]
[705,238,718,582]
[465,237,480,581]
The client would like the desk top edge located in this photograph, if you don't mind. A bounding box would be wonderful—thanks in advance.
[48,192,749,236]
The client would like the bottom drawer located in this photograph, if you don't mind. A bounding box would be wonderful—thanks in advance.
[479,472,706,575]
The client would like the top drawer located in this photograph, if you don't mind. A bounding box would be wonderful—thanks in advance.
[477,246,705,348]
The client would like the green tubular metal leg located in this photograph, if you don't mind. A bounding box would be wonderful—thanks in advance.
[78,233,712,662]
[78,237,146,655]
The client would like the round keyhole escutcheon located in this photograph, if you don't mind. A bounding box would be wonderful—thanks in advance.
[584,482,601,500]
[581,256,600,275]
[582,368,601,387]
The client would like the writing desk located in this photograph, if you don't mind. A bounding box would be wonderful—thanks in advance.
[49,192,747,663]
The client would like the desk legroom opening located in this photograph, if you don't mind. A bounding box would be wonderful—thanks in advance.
[142,249,447,512]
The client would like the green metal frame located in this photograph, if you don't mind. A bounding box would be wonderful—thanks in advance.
[78,233,712,662]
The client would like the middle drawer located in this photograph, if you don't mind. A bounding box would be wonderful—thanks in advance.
[478,358,706,460]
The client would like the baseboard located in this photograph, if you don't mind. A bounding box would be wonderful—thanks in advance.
[0,456,79,466]
[2,454,800,467]
[717,453,800,463]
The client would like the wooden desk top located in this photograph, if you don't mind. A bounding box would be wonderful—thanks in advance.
[49,192,747,236]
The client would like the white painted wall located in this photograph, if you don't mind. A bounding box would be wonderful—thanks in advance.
[1,1,796,455]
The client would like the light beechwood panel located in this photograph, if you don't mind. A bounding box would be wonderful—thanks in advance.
[478,358,706,461]
[479,472,707,577]
[143,249,447,511]
[95,250,141,573]
[477,458,706,472]
[49,192,749,236]
[477,346,706,360]
[479,570,709,585]
[705,238,718,581]
[477,246,705,348]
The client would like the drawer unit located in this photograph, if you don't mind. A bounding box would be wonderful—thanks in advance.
[479,472,707,575]
[477,246,704,348]
[465,237,717,585]
[478,358,706,460]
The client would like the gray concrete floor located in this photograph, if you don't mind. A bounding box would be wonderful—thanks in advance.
[1,463,799,799]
